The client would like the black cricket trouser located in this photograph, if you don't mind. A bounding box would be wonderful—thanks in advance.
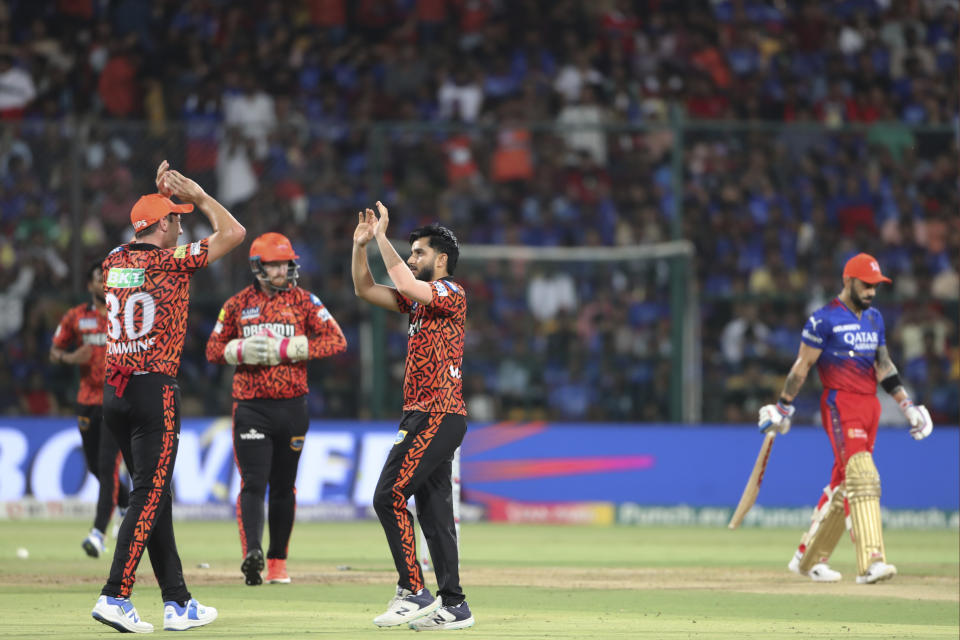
[100,373,190,604]
[373,411,467,606]
[78,404,130,533]
[233,396,309,560]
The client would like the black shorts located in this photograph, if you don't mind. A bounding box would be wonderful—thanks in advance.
[233,396,309,449]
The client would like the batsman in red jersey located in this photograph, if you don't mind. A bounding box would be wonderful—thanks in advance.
[206,232,347,587]
[51,262,130,558]
[758,253,934,585]
[91,161,245,633]
[352,202,475,631]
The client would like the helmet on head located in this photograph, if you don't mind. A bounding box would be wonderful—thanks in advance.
[249,232,300,292]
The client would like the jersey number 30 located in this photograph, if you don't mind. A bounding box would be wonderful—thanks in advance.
[106,292,156,340]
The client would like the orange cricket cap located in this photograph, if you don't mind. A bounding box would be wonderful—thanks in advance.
[842,252,892,284]
[130,194,194,231]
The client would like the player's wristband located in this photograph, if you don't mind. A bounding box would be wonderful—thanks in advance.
[776,397,793,416]
[881,373,903,394]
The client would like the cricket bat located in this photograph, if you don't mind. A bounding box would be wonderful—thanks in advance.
[728,430,777,529]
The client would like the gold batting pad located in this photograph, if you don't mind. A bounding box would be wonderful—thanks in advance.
[845,451,885,575]
[797,483,846,574]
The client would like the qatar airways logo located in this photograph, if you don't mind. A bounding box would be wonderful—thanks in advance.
[842,331,878,350]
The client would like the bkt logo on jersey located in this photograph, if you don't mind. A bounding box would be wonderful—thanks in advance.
[106,268,145,288]
[242,323,295,338]
[842,331,878,350]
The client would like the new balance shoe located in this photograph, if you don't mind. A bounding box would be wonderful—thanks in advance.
[241,548,264,586]
[163,598,218,631]
[856,561,897,584]
[265,558,291,584]
[92,595,153,633]
[409,601,475,631]
[83,528,107,558]
[372,587,441,627]
[788,553,841,582]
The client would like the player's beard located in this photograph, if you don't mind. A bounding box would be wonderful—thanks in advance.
[94,292,106,305]
[415,263,435,282]
[850,287,872,310]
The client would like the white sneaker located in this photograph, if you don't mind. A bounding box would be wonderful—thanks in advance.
[373,588,441,627]
[92,595,154,633]
[82,529,107,558]
[808,563,842,582]
[856,561,897,584]
[788,552,841,582]
[409,601,475,631]
[163,598,218,631]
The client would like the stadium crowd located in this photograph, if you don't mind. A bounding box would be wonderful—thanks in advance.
[0,0,956,424]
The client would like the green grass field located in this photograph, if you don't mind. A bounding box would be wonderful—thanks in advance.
[0,520,956,638]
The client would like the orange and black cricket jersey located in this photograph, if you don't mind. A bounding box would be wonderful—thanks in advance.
[52,303,108,405]
[393,278,467,415]
[206,284,347,400]
[101,239,209,378]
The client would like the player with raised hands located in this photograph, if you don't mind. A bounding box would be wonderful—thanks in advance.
[206,232,347,586]
[92,160,245,633]
[758,253,933,585]
[352,203,475,631]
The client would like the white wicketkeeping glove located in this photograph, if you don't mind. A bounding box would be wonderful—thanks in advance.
[758,401,795,434]
[224,334,280,366]
[899,399,933,440]
[257,329,309,363]
[277,335,309,362]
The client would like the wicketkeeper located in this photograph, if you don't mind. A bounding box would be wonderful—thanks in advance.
[206,232,347,586]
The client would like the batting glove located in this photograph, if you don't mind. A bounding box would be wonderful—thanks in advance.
[758,400,795,434]
[899,399,933,440]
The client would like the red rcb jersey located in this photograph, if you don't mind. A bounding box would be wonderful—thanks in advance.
[52,303,108,405]
[393,278,467,415]
[205,285,347,399]
[102,239,209,378]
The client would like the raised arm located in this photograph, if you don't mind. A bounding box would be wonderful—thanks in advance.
[372,201,434,305]
[159,164,246,264]
[352,208,401,311]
